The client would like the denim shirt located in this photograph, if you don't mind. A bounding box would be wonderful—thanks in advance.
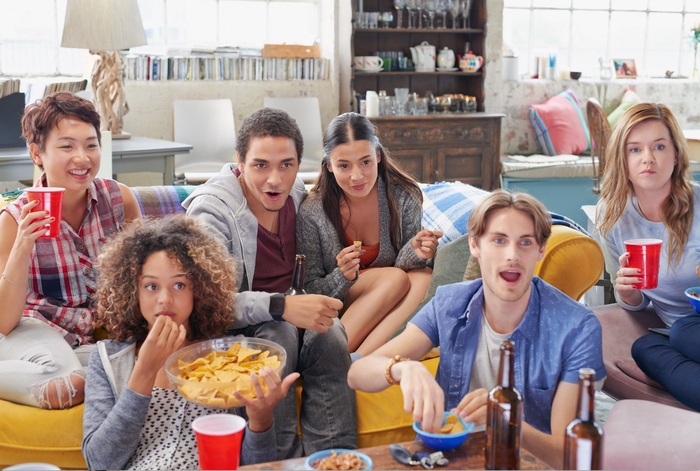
[411,277,606,433]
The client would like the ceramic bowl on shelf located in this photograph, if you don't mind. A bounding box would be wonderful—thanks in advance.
[570,71,582,80]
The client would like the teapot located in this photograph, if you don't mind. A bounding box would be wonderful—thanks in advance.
[459,50,484,73]
[437,47,455,69]
[410,41,436,72]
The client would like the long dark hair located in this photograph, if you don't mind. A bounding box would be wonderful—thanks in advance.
[310,112,422,251]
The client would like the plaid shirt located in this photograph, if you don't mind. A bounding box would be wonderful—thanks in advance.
[3,178,125,345]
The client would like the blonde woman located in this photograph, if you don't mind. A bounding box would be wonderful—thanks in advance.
[596,102,700,411]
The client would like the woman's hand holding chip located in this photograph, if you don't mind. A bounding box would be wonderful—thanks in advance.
[237,369,300,433]
[128,315,186,395]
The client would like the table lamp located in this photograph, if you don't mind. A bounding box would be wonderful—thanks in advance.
[61,0,147,139]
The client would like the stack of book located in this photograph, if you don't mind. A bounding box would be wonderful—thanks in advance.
[123,48,329,82]
[42,79,88,97]
[0,78,20,99]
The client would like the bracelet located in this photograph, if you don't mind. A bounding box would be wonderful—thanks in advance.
[385,355,409,385]
[1,273,22,287]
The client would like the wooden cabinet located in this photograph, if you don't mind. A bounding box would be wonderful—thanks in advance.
[371,113,504,190]
[351,0,487,109]
[349,0,501,190]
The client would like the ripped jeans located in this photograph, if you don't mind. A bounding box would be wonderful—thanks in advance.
[0,317,93,408]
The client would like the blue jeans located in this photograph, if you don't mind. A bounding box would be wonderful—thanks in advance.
[632,313,700,411]
[233,318,357,459]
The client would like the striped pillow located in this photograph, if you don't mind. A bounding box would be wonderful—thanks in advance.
[529,89,590,156]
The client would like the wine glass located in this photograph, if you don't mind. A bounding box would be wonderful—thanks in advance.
[406,0,421,28]
[394,0,407,28]
[436,0,448,29]
[447,0,460,29]
[423,0,437,29]
[459,0,471,28]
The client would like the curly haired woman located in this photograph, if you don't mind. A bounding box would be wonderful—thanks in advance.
[82,215,299,470]
[596,102,700,411]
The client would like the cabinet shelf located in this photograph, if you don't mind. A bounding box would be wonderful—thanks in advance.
[354,27,483,34]
[354,70,481,76]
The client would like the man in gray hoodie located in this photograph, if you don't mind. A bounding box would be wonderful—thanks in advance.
[183,107,357,459]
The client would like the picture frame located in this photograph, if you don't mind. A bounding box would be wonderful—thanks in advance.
[612,58,637,78]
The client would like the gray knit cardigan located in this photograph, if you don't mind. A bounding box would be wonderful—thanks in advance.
[296,176,426,300]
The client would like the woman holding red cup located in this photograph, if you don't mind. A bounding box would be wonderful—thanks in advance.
[0,91,141,409]
[596,102,700,411]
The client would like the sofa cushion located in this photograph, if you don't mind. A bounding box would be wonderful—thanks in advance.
[0,400,86,469]
[529,89,590,156]
[607,88,642,130]
[603,399,700,470]
[591,304,689,409]
[131,185,197,217]
[421,181,489,247]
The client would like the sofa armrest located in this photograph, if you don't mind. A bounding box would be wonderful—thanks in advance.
[592,304,690,409]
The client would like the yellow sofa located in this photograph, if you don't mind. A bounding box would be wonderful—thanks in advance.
[0,185,604,468]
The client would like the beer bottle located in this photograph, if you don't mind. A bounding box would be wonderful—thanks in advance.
[485,340,523,470]
[563,368,603,470]
[285,254,307,295]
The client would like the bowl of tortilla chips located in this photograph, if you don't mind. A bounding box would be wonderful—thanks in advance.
[413,411,475,451]
[165,336,286,409]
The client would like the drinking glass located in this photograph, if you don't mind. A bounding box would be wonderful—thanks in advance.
[423,0,437,29]
[459,0,471,28]
[436,0,447,29]
[394,88,410,115]
[447,0,459,29]
[393,0,407,28]
[406,0,420,28]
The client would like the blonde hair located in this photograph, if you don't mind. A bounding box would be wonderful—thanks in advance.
[597,102,693,264]
[467,189,552,247]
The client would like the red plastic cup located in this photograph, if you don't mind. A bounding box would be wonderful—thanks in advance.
[624,238,663,289]
[192,414,246,470]
[25,188,64,238]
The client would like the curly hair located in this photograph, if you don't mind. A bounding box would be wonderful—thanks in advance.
[21,91,101,154]
[310,112,422,251]
[95,215,238,344]
[236,107,304,164]
[597,102,693,265]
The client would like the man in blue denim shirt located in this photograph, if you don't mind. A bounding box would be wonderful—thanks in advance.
[348,190,605,468]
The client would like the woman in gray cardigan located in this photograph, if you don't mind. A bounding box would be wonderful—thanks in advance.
[297,113,442,355]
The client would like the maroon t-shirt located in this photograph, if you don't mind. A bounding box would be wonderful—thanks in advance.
[251,197,296,293]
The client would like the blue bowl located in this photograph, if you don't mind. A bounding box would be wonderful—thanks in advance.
[685,287,700,313]
[413,411,475,451]
[305,449,373,470]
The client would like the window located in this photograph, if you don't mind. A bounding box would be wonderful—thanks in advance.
[503,0,700,79]
[0,0,321,77]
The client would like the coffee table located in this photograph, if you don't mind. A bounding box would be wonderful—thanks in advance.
[240,431,552,470]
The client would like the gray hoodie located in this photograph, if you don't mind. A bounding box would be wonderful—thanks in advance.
[183,163,306,328]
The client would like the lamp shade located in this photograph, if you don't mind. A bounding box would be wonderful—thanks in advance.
[61,0,147,51]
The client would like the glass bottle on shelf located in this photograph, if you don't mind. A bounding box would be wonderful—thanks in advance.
[485,340,523,470]
[563,368,603,470]
[285,254,307,295]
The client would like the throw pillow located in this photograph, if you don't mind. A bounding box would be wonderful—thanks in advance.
[529,89,590,155]
[421,181,489,247]
[607,88,642,130]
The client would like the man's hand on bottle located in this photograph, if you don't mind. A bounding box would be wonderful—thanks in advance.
[283,294,343,333]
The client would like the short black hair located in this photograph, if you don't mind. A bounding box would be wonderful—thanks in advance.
[235,107,304,163]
